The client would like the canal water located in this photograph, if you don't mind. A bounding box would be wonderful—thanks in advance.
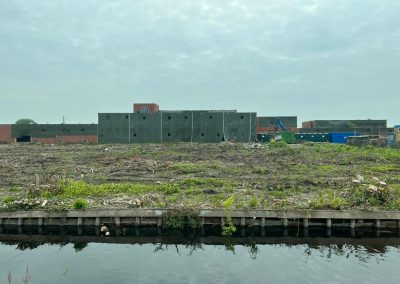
[1,227,399,284]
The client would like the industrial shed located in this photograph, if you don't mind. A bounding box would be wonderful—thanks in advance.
[98,110,257,144]
[10,124,98,143]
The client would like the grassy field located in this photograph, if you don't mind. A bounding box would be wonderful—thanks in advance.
[1,142,400,211]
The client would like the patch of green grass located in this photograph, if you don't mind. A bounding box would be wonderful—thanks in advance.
[165,194,178,203]
[309,191,348,210]
[41,191,55,199]
[269,140,288,148]
[9,187,22,192]
[3,196,16,204]
[318,165,336,171]
[248,196,259,208]
[268,190,292,199]
[158,184,180,194]
[59,180,179,197]
[252,166,267,175]
[72,199,88,210]
[210,194,226,207]
[318,144,400,161]
[365,164,399,173]
[291,164,311,173]
[386,199,400,210]
[183,187,201,195]
[125,145,143,157]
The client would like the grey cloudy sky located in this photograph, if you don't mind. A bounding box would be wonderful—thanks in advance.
[0,0,399,126]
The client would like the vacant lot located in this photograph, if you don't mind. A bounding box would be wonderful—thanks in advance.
[1,142,400,211]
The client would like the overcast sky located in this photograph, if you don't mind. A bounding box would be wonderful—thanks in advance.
[0,0,399,126]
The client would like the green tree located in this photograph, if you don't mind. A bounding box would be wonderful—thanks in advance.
[15,118,37,125]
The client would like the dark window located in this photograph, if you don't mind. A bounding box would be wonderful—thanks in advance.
[209,116,213,119]
[168,116,171,120]
[168,133,171,137]
[217,133,220,137]
[184,115,188,119]
[41,129,46,132]
[106,115,110,120]
[133,133,137,137]
[201,133,204,136]
[240,116,244,119]
[16,136,31,142]
[81,129,84,132]
[126,115,129,119]
[143,116,146,120]
[141,106,149,113]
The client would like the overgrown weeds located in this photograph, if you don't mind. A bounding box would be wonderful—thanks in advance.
[72,198,88,210]
[222,195,236,236]
[163,208,201,229]
[309,191,348,210]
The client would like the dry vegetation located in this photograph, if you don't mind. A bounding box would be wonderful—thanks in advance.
[1,142,400,211]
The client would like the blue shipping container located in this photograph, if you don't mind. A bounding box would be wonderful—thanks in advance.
[329,132,360,144]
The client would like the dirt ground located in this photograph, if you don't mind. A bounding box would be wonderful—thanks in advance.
[0,142,400,211]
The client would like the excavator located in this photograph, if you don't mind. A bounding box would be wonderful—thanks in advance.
[273,117,296,144]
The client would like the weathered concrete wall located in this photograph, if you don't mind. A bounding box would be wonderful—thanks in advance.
[1,209,399,229]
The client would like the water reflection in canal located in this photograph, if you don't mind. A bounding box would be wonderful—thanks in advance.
[0,226,399,284]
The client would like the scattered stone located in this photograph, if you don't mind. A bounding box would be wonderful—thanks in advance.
[368,185,378,191]
[244,143,262,149]
[379,181,387,186]
[372,177,380,182]
[128,198,142,207]
[41,200,48,207]
[352,179,361,184]
[356,175,365,182]
[101,224,109,235]
[155,181,161,185]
